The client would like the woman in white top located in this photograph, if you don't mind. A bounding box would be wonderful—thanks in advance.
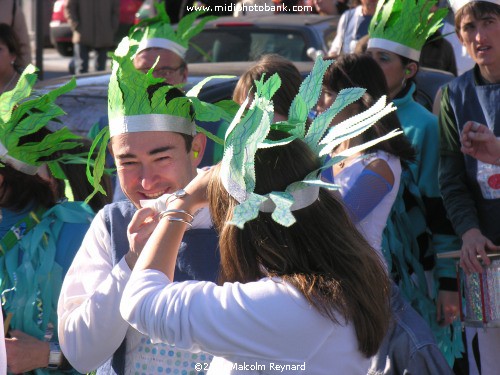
[120,124,392,374]
[316,54,454,374]
[317,54,415,261]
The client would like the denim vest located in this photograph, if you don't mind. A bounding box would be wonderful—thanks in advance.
[447,68,500,243]
[369,284,454,375]
[97,201,220,375]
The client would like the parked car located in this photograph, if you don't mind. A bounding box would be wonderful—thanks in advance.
[36,61,453,165]
[184,15,338,63]
[135,1,338,62]
[49,0,144,57]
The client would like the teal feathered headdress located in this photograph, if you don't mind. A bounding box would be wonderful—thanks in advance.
[218,57,401,228]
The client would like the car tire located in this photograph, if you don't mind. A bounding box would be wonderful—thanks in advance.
[55,42,74,57]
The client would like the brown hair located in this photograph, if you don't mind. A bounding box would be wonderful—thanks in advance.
[455,1,500,32]
[232,54,302,118]
[0,166,56,210]
[0,127,58,210]
[208,130,391,357]
[323,54,415,165]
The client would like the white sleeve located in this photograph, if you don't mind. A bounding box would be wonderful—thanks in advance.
[0,310,5,375]
[121,270,335,361]
[57,210,132,373]
[328,12,347,56]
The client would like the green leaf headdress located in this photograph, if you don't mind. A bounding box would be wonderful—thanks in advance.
[448,0,500,12]
[220,57,401,228]
[108,37,238,138]
[0,64,82,176]
[368,0,448,61]
[130,2,216,59]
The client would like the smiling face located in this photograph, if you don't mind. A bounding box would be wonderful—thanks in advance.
[110,131,205,207]
[458,12,500,81]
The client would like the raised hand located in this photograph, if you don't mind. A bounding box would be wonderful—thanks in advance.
[126,207,159,269]
[460,121,500,165]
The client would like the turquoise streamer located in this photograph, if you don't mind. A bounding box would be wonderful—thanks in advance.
[382,171,464,367]
[0,201,93,375]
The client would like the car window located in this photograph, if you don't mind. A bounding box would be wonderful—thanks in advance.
[187,30,308,63]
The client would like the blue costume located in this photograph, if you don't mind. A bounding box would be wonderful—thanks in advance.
[382,83,463,365]
[439,65,500,375]
[0,201,94,375]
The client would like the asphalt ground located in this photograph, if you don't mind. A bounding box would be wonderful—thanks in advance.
[36,47,111,81]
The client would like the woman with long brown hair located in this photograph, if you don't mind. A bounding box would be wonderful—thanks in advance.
[119,65,392,373]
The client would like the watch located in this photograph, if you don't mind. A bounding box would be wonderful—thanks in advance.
[47,342,62,369]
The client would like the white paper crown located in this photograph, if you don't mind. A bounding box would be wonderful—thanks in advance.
[131,2,215,59]
[108,38,239,139]
[368,0,447,61]
[449,0,500,12]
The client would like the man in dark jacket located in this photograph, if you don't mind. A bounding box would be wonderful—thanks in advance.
[65,0,120,74]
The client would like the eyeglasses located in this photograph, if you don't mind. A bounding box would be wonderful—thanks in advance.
[140,65,185,78]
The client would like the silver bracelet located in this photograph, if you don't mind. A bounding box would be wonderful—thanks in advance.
[159,209,194,221]
[162,216,193,227]
[166,189,187,207]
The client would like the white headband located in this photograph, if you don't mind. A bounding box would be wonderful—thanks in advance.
[136,38,187,59]
[0,140,39,175]
[109,114,196,137]
[449,0,500,12]
[368,38,421,61]
[259,185,320,213]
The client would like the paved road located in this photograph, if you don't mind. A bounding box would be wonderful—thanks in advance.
[37,48,111,81]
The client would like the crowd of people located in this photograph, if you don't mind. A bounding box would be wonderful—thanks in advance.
[0,0,499,374]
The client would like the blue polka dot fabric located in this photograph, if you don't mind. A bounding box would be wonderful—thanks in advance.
[133,337,212,375]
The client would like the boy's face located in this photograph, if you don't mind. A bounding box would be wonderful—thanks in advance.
[109,131,204,208]
[458,11,500,72]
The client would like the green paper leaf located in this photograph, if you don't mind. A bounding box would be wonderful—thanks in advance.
[369,0,446,51]
[85,126,110,204]
[288,57,333,136]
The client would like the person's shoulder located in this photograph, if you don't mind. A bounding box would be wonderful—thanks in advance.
[102,200,136,219]
[44,201,95,222]
[446,68,475,92]
[340,6,358,19]
[405,89,438,122]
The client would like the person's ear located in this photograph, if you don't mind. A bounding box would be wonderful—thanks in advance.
[191,133,206,167]
[404,62,418,79]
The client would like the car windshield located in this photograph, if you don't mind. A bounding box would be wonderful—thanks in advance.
[187,29,308,63]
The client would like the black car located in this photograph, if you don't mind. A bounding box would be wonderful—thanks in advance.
[36,61,453,138]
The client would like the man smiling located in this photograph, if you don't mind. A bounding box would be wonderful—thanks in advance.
[57,36,225,375]
[438,0,500,373]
